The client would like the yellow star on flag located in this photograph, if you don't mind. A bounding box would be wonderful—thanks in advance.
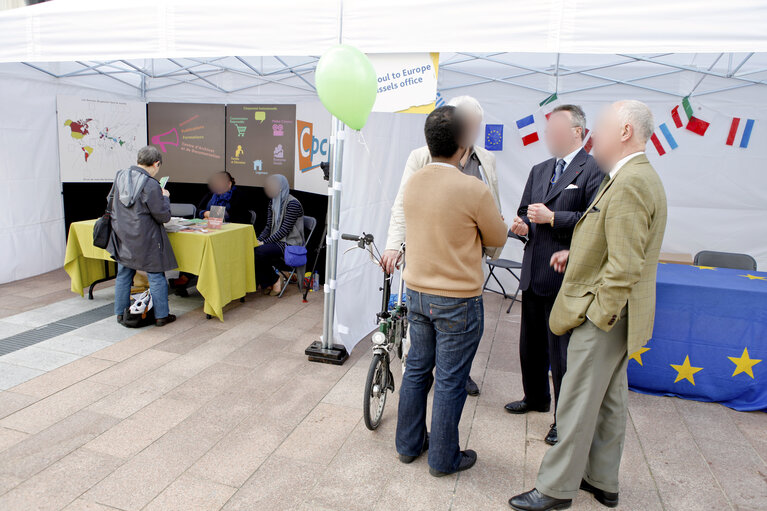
[728,347,762,378]
[693,266,716,270]
[739,274,767,281]
[629,347,651,366]
[671,355,703,385]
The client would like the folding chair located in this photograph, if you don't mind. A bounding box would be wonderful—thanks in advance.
[483,231,524,314]
[278,216,317,298]
[170,203,196,219]
[694,250,757,271]
[248,209,257,226]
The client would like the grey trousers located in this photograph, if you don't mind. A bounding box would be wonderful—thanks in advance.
[535,312,629,500]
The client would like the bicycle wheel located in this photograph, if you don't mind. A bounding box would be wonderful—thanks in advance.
[363,353,389,430]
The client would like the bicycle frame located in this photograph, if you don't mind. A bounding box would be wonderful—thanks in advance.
[341,231,406,430]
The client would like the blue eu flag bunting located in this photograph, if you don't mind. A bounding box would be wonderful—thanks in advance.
[485,124,503,151]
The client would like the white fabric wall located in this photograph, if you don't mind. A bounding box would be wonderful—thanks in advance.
[334,85,767,353]
[0,65,139,284]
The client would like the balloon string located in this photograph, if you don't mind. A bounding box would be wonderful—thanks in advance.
[353,129,385,191]
[356,130,371,155]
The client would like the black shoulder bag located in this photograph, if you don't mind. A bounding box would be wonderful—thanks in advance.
[93,188,114,249]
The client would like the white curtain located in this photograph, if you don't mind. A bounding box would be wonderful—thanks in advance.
[0,66,137,284]
[334,113,426,351]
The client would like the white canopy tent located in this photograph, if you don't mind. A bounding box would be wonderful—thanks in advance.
[1,0,766,353]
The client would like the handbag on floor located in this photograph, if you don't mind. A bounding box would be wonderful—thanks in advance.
[93,188,115,249]
[122,290,155,328]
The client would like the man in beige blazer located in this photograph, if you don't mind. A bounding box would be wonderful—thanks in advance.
[382,96,503,396]
[509,100,667,511]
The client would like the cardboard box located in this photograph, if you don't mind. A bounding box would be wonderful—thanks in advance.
[659,252,694,265]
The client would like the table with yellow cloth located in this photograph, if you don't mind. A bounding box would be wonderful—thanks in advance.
[64,219,259,321]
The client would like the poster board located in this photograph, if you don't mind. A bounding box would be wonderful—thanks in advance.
[147,102,225,183]
[56,96,147,182]
[294,101,332,195]
[225,104,296,187]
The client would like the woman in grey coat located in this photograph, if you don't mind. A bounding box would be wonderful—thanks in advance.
[106,146,178,326]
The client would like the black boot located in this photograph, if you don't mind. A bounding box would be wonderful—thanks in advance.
[466,375,480,396]
[544,424,558,445]
[508,489,571,510]
[580,479,619,508]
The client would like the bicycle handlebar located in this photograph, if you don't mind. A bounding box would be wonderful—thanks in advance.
[341,233,375,244]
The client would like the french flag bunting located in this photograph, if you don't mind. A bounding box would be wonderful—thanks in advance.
[650,123,678,156]
[725,117,755,148]
[516,114,539,146]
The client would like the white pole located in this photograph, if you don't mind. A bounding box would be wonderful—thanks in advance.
[321,117,345,350]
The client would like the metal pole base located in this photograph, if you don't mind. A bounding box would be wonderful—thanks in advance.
[305,340,349,365]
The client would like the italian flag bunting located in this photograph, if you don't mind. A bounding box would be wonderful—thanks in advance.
[680,96,710,136]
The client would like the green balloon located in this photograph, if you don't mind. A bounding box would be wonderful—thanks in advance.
[315,45,377,130]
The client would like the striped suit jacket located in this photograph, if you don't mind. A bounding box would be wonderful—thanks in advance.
[549,154,668,355]
[518,149,603,297]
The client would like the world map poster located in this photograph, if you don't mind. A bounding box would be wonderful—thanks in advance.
[56,96,147,182]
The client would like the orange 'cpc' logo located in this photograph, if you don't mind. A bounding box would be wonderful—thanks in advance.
[297,120,328,172]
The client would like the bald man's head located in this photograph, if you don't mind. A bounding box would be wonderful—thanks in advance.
[592,100,654,171]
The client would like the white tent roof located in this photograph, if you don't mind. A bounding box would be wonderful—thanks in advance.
[1,0,766,63]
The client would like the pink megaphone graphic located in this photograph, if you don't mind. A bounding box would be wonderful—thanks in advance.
[151,128,180,152]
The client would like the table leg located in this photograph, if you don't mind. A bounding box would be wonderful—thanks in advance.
[89,260,117,300]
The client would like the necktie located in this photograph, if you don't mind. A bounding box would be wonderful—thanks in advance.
[552,159,566,184]
[548,159,566,192]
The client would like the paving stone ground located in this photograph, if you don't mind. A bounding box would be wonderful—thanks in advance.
[0,269,764,510]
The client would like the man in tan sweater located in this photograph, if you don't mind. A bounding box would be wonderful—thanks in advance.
[396,105,508,477]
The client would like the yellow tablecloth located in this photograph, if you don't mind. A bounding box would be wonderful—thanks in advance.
[64,219,259,321]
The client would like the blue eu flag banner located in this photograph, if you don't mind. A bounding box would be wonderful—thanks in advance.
[628,264,767,412]
[485,124,503,151]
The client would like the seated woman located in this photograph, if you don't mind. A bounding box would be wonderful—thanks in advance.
[255,174,305,296]
[197,171,249,224]
[171,171,249,291]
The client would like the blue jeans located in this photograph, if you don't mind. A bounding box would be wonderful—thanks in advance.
[114,264,170,319]
[396,289,484,473]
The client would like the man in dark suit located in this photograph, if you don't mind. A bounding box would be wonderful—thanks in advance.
[505,105,603,446]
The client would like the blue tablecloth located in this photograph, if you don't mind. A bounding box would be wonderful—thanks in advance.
[628,264,767,411]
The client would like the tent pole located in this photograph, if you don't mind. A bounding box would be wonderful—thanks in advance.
[305,116,349,365]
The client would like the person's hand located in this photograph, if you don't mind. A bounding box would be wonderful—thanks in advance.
[550,250,570,273]
[162,189,170,198]
[203,211,210,219]
[380,249,402,274]
[527,203,554,224]
[510,216,529,237]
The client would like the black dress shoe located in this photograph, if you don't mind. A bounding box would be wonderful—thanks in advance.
[580,479,619,508]
[466,376,480,396]
[429,449,477,477]
[155,314,177,327]
[116,314,123,325]
[544,424,558,445]
[508,489,572,510]
[399,433,429,464]
[505,400,551,414]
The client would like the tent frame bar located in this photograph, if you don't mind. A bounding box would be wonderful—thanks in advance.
[17,52,767,101]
